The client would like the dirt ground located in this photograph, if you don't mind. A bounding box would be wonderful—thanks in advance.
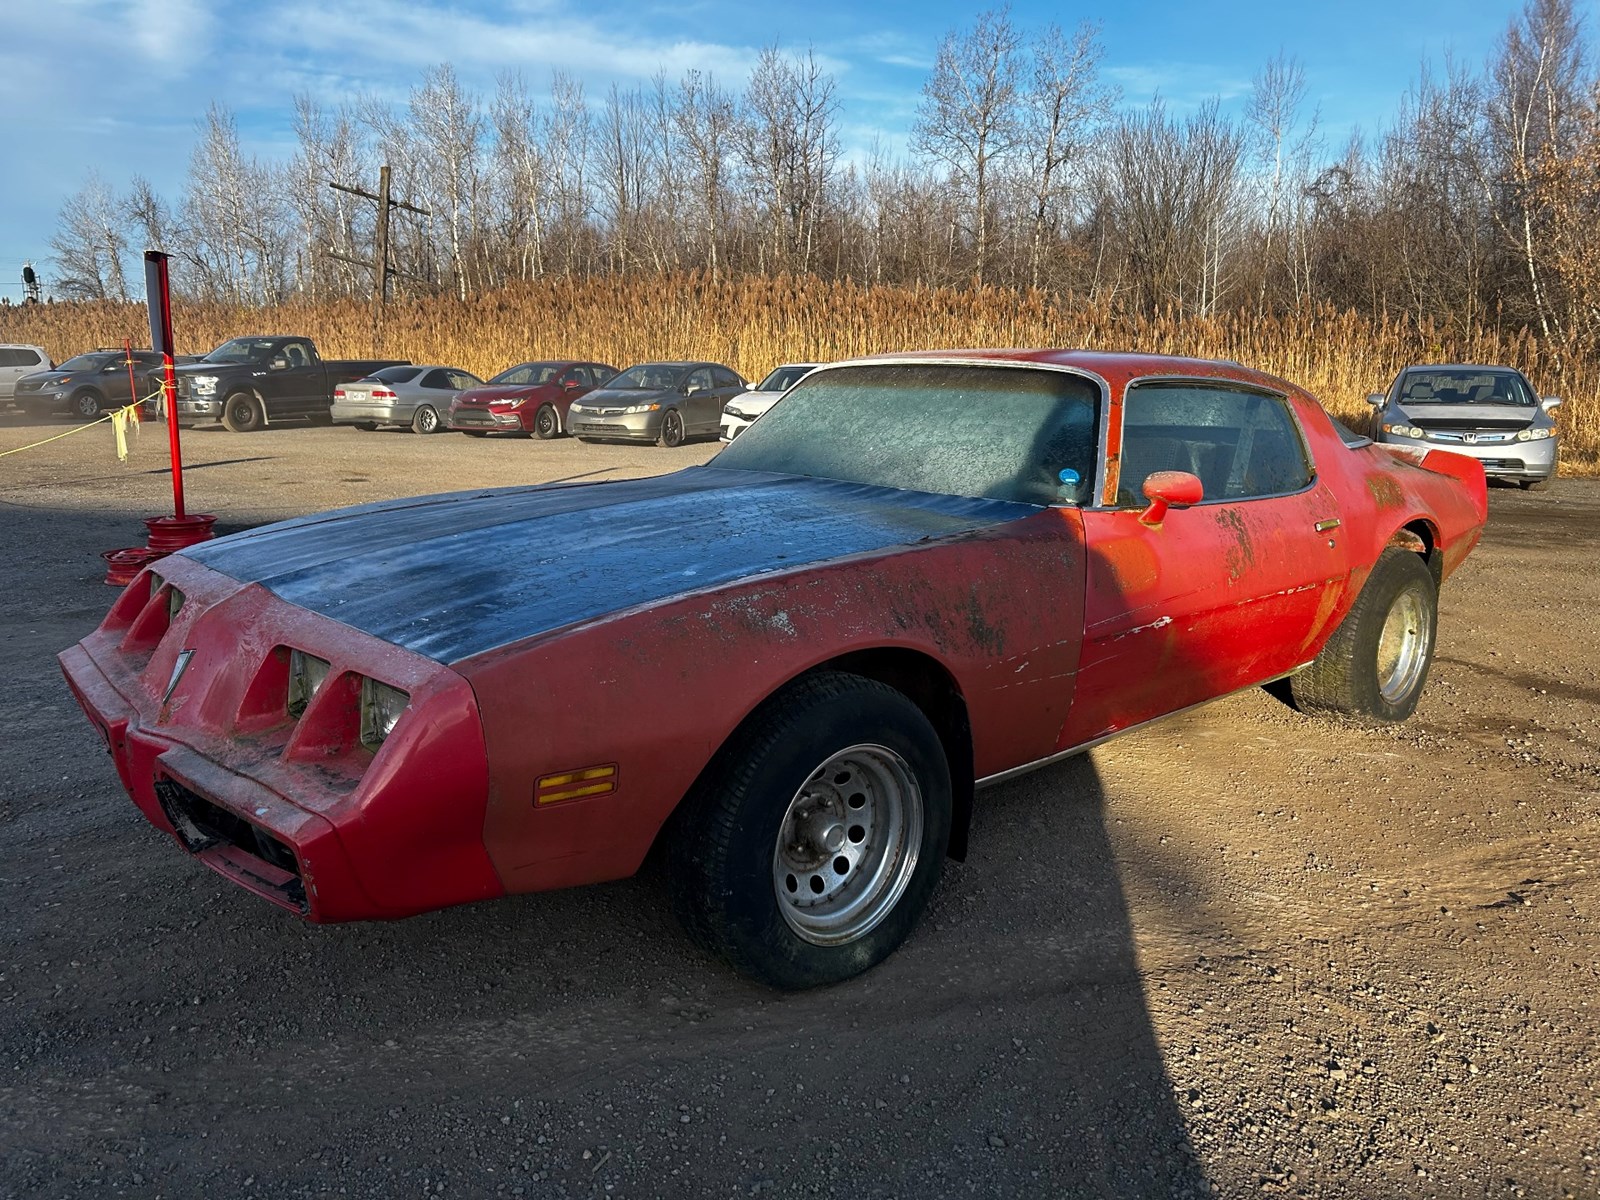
[1,410,1595,1199]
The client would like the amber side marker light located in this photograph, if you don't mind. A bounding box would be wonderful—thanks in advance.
[535,765,617,806]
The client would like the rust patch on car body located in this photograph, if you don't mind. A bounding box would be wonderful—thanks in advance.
[1214,507,1256,580]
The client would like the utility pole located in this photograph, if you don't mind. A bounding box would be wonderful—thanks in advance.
[325,166,430,354]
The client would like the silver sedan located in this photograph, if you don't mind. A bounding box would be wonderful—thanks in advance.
[332,365,484,434]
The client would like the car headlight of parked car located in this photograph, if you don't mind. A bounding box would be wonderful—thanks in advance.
[1516,428,1554,441]
[623,403,660,414]
[191,375,220,396]
[1383,422,1425,438]
[360,678,409,748]
[493,397,527,409]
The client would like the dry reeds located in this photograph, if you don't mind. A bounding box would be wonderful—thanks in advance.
[4,274,1594,466]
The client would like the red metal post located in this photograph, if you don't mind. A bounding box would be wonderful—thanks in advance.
[144,252,185,520]
[123,337,141,424]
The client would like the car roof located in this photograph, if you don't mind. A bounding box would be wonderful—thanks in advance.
[1398,363,1524,374]
[834,348,1294,394]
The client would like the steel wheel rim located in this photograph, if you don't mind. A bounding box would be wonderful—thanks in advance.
[75,395,99,417]
[772,743,923,947]
[1376,584,1431,703]
[536,408,555,435]
[417,407,437,432]
[230,399,252,425]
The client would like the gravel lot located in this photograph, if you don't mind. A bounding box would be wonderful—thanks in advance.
[2,410,1596,1199]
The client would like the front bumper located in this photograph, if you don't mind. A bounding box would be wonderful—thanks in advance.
[15,390,70,414]
[175,397,222,418]
[720,412,754,443]
[568,409,663,441]
[1378,431,1557,481]
[59,557,503,922]
[449,406,527,431]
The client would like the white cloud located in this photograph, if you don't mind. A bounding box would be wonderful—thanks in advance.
[1107,62,1252,108]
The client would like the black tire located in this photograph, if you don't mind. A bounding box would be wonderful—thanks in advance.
[411,405,440,434]
[666,671,952,990]
[71,390,103,419]
[221,392,264,433]
[1519,478,1551,492]
[533,404,560,439]
[1287,548,1437,722]
[657,409,686,448]
[352,422,378,432]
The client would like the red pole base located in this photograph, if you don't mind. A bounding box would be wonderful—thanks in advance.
[143,513,217,552]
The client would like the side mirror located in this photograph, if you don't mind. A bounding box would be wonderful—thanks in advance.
[269,356,288,371]
[1541,396,1563,411]
[684,384,704,397]
[1365,393,1385,408]
[1138,470,1203,527]
[563,378,582,390]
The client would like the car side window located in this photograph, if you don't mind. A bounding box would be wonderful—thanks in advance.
[421,369,453,389]
[713,367,741,389]
[558,370,583,388]
[1119,384,1312,505]
[686,367,714,392]
[591,365,617,386]
[0,349,20,367]
[283,342,314,369]
[448,372,476,390]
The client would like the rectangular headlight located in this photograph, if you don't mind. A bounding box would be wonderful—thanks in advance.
[360,678,409,749]
[288,650,331,718]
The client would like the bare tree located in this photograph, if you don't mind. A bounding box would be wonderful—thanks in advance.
[912,7,1024,283]
[1245,53,1320,312]
[739,46,839,275]
[50,173,129,300]
[674,70,737,278]
[1482,0,1588,337]
[409,65,486,300]
[1022,21,1112,289]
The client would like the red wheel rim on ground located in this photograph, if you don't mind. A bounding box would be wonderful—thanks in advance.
[142,514,218,552]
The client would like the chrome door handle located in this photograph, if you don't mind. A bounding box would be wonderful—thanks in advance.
[1315,518,1341,532]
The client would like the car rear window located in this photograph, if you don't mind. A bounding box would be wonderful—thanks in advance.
[714,363,1101,506]
[371,366,422,384]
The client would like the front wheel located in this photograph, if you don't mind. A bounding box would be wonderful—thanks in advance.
[71,390,103,419]
[533,404,560,439]
[657,409,685,448]
[667,671,952,990]
[411,405,440,434]
[221,392,264,433]
[1287,548,1437,722]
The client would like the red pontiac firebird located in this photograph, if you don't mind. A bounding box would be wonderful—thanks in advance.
[61,351,1487,989]
[447,359,619,438]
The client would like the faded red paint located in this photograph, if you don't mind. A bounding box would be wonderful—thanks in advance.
[59,349,1489,923]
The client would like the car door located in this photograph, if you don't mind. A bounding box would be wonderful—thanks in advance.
[682,366,717,432]
[415,369,457,420]
[1062,379,1352,747]
[712,366,746,427]
[0,348,33,400]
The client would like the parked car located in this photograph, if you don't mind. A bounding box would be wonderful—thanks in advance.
[1368,364,1561,490]
[720,363,821,442]
[332,365,484,435]
[169,337,407,432]
[447,360,619,439]
[0,344,53,407]
[12,348,160,418]
[568,361,745,447]
[60,350,1487,990]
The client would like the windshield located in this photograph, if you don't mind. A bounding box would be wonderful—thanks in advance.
[1395,369,1535,407]
[605,364,689,391]
[57,354,115,372]
[756,365,817,393]
[202,338,279,364]
[369,366,422,384]
[714,363,1101,506]
[491,363,562,386]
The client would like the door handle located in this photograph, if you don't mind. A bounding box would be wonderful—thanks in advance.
[1314,518,1341,532]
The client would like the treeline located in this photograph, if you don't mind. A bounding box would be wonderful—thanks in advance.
[43,0,1600,352]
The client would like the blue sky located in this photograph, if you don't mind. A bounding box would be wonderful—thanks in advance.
[0,0,1526,297]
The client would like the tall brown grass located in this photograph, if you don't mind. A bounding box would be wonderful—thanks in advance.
[3,274,1594,466]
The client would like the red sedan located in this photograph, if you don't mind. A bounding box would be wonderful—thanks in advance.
[61,351,1486,989]
[447,360,618,438]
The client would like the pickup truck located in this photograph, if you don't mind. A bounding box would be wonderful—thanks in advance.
[167,337,407,432]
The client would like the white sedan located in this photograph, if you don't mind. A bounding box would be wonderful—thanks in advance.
[719,363,822,442]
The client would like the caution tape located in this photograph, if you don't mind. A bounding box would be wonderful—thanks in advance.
[0,388,165,462]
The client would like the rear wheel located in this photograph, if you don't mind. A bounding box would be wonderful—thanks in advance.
[533,404,560,439]
[667,671,952,990]
[1287,548,1437,722]
[71,390,103,419]
[411,405,440,435]
[657,409,685,448]
[221,392,264,433]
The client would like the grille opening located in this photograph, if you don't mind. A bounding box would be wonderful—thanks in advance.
[153,778,307,912]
